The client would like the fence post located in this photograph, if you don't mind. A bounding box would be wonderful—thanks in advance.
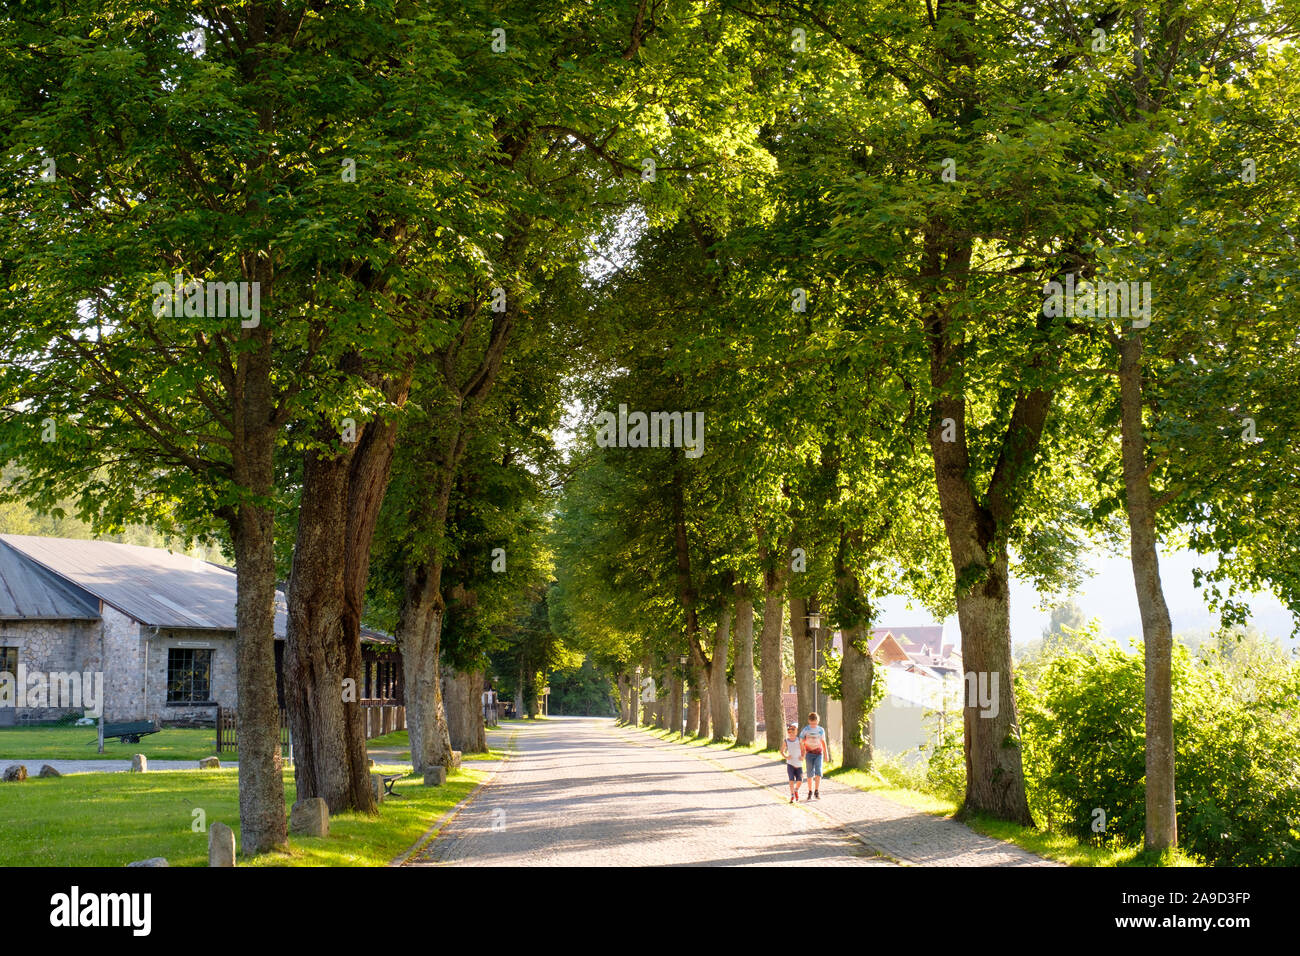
[215,704,222,755]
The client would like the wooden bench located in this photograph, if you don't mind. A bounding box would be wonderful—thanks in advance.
[379,772,404,796]
[94,720,159,745]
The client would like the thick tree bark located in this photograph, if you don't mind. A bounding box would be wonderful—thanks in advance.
[924,239,1039,826]
[629,669,639,726]
[710,607,733,740]
[791,595,814,724]
[229,504,288,855]
[285,393,406,815]
[396,564,453,774]
[1119,333,1178,852]
[758,546,789,749]
[285,427,387,814]
[734,590,756,746]
[616,673,630,723]
[446,667,486,753]
[835,533,874,770]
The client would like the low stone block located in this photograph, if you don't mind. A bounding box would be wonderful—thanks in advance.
[2,765,27,782]
[198,756,220,769]
[209,822,236,867]
[290,797,329,838]
[38,764,61,778]
[370,774,385,805]
[423,767,447,787]
[130,754,147,773]
[126,857,169,867]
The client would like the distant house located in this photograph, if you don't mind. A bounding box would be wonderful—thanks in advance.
[825,624,963,761]
[754,691,799,729]
[0,535,398,726]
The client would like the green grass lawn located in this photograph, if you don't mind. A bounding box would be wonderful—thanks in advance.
[0,763,485,866]
[0,726,230,761]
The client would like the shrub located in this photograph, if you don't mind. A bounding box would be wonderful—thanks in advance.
[1018,638,1300,865]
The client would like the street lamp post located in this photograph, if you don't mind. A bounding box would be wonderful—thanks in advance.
[807,609,823,721]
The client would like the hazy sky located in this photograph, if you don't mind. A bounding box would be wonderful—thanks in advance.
[875,547,1298,649]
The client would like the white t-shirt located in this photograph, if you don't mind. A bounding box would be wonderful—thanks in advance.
[784,736,803,767]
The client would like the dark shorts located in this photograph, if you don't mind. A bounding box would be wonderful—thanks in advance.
[786,763,803,782]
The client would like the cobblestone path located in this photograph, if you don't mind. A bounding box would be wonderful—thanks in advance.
[412,716,1056,867]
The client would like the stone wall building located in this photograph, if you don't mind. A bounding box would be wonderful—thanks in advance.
[0,534,399,726]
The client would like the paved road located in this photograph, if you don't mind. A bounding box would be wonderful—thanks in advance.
[414,716,893,867]
[412,716,1056,868]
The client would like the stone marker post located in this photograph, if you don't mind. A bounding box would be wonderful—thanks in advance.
[209,822,236,866]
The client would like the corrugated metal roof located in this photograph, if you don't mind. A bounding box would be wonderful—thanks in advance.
[0,534,288,634]
[0,534,395,644]
[0,540,101,621]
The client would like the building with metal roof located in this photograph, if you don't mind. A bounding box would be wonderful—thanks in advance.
[0,535,399,726]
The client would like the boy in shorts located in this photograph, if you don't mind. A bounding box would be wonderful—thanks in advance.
[780,722,804,802]
[799,711,830,800]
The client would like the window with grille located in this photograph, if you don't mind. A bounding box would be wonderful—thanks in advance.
[167,648,212,703]
[0,647,16,678]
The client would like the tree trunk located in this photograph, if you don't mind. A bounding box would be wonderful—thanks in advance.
[734,590,756,746]
[950,547,1030,823]
[396,564,453,774]
[446,667,486,753]
[710,608,733,740]
[229,503,288,855]
[669,662,683,736]
[629,671,639,726]
[1119,332,1178,852]
[225,325,288,855]
[285,401,405,815]
[924,248,1039,826]
[759,553,789,750]
[695,664,711,738]
[791,595,813,725]
[835,532,874,770]
[685,679,699,735]
[617,674,630,723]
[670,450,712,739]
[284,441,373,815]
[517,663,527,721]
